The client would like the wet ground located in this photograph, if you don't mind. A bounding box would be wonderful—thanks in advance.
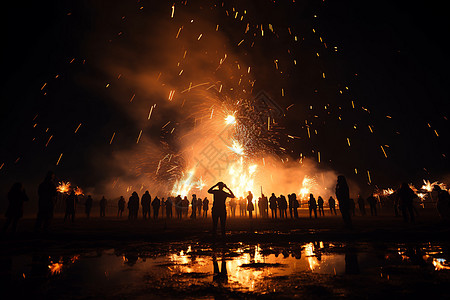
[2,212,450,298]
[2,240,450,299]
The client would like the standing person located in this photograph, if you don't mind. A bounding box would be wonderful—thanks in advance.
[197,197,203,217]
[182,196,189,218]
[128,192,139,220]
[203,197,209,218]
[175,195,183,219]
[208,182,235,237]
[35,171,57,231]
[317,196,325,216]
[3,182,29,232]
[190,194,197,219]
[434,185,450,220]
[64,191,78,222]
[230,197,237,217]
[357,195,366,216]
[292,193,299,219]
[99,196,107,217]
[85,195,93,219]
[349,198,356,216]
[397,183,415,223]
[141,191,151,219]
[308,194,317,219]
[166,197,173,218]
[269,193,277,218]
[328,196,337,215]
[279,195,288,218]
[118,196,125,218]
[288,193,294,218]
[335,175,352,229]
[367,194,378,216]
[261,194,269,218]
[239,197,246,217]
[152,196,161,219]
[246,191,254,218]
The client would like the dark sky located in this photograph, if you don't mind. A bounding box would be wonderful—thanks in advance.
[1,0,449,208]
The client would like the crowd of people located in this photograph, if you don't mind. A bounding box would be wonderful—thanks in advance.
[3,172,450,234]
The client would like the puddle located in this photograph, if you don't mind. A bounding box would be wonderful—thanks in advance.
[2,241,450,298]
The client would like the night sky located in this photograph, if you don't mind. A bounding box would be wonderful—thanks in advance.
[1,0,449,210]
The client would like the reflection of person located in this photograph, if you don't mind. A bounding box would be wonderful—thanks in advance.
[212,253,228,284]
[208,182,235,236]
[345,247,360,274]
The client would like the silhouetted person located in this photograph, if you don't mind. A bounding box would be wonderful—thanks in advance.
[292,193,299,218]
[349,198,356,216]
[35,171,57,231]
[64,191,77,222]
[397,183,415,223]
[328,196,337,215]
[85,195,93,219]
[308,194,317,219]
[288,193,294,218]
[118,196,125,217]
[317,196,325,216]
[336,175,352,229]
[3,182,29,232]
[208,182,235,236]
[141,191,151,219]
[261,194,269,218]
[152,196,161,219]
[203,197,209,217]
[175,195,183,219]
[367,194,377,216]
[434,185,450,220]
[280,195,288,218]
[190,194,197,219]
[239,197,246,216]
[269,193,277,218]
[197,197,203,216]
[357,195,366,216]
[182,196,189,217]
[247,191,254,218]
[165,197,173,218]
[99,196,107,217]
[128,192,139,220]
[229,197,237,217]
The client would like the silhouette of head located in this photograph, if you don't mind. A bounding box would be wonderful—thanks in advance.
[337,175,347,184]
[217,182,224,190]
[45,171,55,181]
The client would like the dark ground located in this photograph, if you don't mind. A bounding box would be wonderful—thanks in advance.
[1,208,450,299]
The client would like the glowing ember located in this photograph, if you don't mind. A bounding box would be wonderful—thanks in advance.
[48,261,63,275]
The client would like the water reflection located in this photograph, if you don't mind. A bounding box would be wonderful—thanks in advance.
[3,241,450,297]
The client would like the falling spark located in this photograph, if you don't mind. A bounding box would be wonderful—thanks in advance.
[380,145,388,158]
[136,130,143,144]
[56,153,63,166]
[74,123,82,133]
[109,132,116,144]
[171,4,175,18]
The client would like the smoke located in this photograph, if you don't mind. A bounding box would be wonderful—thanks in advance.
[68,0,359,201]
